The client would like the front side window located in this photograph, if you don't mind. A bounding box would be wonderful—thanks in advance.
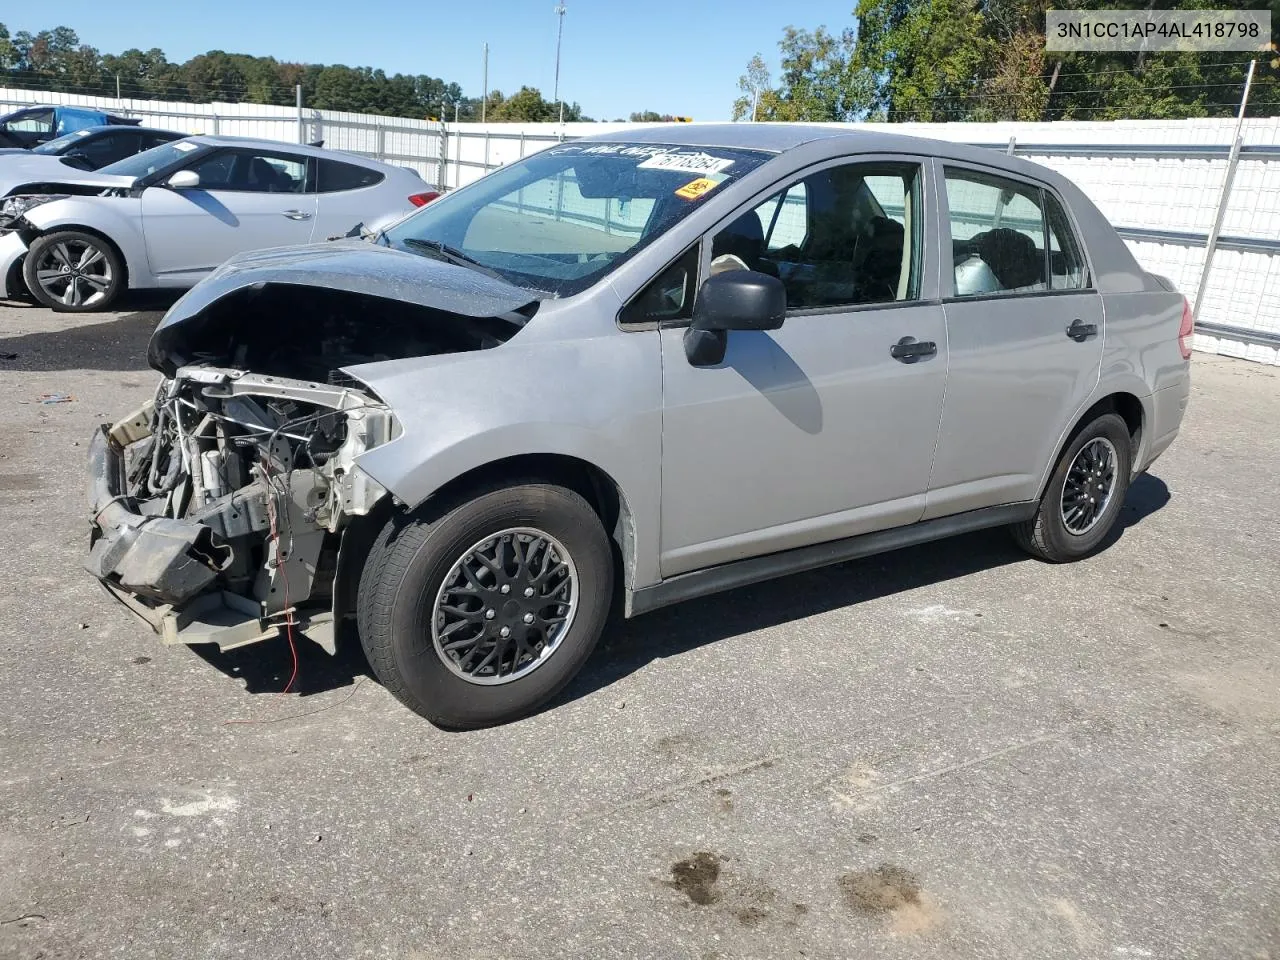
[947,168,1064,297]
[187,150,307,193]
[3,109,54,134]
[384,142,773,297]
[709,161,922,310]
[75,132,139,167]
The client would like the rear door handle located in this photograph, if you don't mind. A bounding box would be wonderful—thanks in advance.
[889,336,938,363]
[1066,319,1098,342]
[282,209,312,221]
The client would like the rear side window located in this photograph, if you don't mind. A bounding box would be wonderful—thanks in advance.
[945,168,1088,297]
[317,159,384,192]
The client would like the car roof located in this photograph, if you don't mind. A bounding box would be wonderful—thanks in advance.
[182,135,400,170]
[576,122,1065,184]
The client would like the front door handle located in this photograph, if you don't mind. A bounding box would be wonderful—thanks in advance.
[889,336,938,363]
[1066,318,1098,342]
[282,209,313,221]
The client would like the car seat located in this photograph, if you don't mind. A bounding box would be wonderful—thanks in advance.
[976,228,1043,290]
[854,216,905,302]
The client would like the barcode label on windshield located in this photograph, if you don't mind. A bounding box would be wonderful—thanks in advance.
[638,152,734,175]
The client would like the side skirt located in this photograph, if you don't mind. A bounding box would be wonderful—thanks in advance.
[625,502,1038,618]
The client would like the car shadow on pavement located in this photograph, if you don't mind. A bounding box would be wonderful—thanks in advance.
[554,472,1172,712]
[0,293,181,371]
[184,475,1170,705]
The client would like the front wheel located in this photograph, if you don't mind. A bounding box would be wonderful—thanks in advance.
[358,481,614,729]
[23,231,123,312]
[1013,412,1133,562]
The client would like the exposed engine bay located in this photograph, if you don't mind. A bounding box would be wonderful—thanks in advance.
[87,284,529,651]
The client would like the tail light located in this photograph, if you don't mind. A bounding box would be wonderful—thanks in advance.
[408,191,440,207]
[1178,297,1194,361]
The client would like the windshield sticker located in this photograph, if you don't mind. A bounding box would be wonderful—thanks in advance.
[172,141,198,152]
[674,177,722,201]
[639,152,734,175]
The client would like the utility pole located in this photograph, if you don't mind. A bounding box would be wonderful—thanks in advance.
[481,42,489,123]
[1193,59,1256,320]
[553,2,566,125]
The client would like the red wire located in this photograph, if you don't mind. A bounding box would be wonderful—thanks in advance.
[262,455,299,695]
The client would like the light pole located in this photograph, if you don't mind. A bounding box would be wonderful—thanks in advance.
[553,2,566,124]
[481,42,489,123]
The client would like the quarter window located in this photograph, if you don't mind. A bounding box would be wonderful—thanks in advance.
[1045,193,1086,289]
[710,161,923,310]
[945,168,1086,297]
[317,158,385,192]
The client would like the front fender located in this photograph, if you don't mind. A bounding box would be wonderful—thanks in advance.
[349,331,665,588]
[22,197,147,285]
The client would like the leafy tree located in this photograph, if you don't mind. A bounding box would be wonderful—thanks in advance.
[733,27,873,121]
[630,110,681,121]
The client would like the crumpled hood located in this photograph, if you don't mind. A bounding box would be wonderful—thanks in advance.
[147,240,542,372]
[0,158,136,196]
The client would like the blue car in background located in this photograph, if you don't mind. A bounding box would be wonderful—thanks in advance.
[0,105,141,150]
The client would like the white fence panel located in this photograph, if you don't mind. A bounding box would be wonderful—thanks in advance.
[2,87,1277,363]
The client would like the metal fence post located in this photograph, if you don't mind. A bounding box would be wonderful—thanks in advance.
[296,85,304,144]
[483,130,491,173]
[437,120,448,190]
[1194,59,1256,321]
[519,131,526,159]
[376,124,386,162]
[212,112,220,136]
[1006,136,1017,155]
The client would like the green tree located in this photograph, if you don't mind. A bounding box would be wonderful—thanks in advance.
[732,27,873,122]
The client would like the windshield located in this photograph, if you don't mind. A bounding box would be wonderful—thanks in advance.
[100,139,200,178]
[32,130,91,155]
[384,142,773,297]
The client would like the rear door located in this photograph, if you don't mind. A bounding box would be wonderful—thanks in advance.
[925,163,1102,518]
[141,147,316,276]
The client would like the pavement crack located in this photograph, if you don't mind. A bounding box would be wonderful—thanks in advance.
[587,755,780,820]
[834,732,1062,805]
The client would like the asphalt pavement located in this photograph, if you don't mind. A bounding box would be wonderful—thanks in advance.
[1,298,1277,960]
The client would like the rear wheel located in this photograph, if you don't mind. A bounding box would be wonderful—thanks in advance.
[1013,412,1133,562]
[23,230,123,312]
[358,481,614,729]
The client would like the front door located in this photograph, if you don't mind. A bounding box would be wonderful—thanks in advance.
[925,163,1103,518]
[658,157,949,577]
[141,147,316,277]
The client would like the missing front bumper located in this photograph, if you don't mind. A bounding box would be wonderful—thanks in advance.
[85,424,337,653]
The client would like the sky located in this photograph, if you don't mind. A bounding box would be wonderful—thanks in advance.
[5,0,859,120]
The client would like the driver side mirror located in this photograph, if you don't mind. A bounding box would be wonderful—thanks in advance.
[166,169,200,189]
[683,270,786,367]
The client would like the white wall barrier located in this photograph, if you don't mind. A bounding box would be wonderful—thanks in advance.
[2,88,1277,363]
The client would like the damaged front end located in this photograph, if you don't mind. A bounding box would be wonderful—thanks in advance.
[87,367,396,652]
[87,246,540,652]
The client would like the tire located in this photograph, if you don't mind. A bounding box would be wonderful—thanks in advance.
[1013,412,1133,562]
[358,480,614,729]
[23,230,123,312]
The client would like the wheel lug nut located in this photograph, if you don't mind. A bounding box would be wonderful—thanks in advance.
[500,584,510,594]
[523,587,534,598]
[523,613,535,624]
[485,609,495,620]
[499,626,510,638]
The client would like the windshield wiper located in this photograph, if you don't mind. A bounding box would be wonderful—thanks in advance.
[401,237,505,279]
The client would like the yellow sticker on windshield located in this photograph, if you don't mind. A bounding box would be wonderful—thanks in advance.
[675,177,720,201]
